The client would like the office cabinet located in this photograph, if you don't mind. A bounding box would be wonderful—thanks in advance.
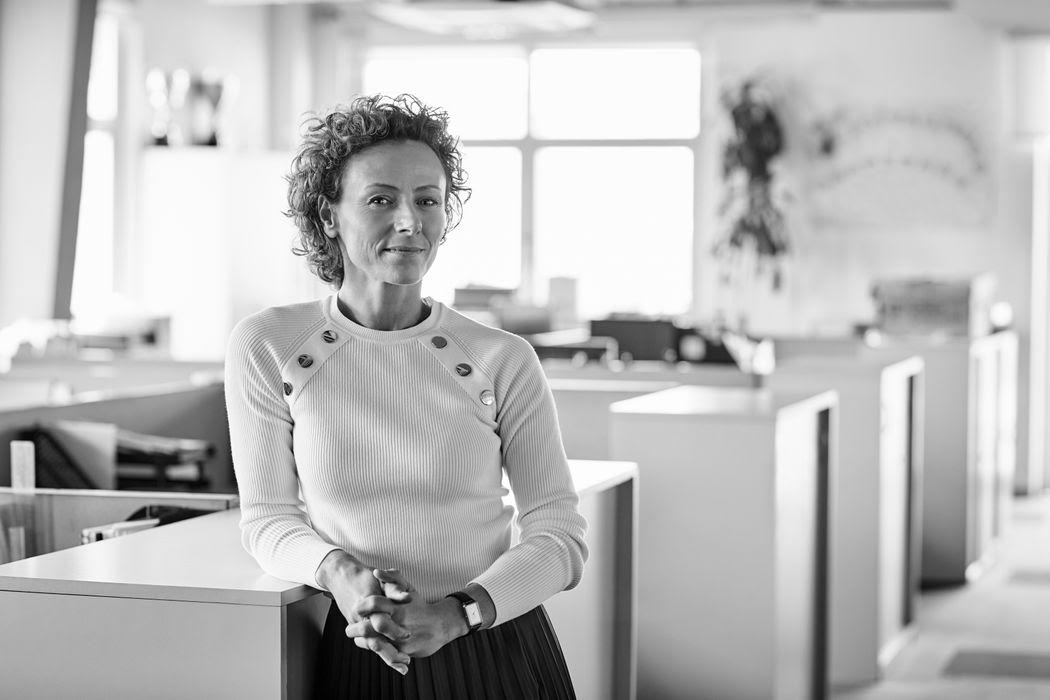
[611,386,835,700]
[775,332,1018,585]
[768,356,924,686]
[870,333,1016,584]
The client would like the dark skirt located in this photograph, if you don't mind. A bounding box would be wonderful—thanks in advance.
[313,601,576,700]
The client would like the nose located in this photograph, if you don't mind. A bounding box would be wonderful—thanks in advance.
[395,201,422,235]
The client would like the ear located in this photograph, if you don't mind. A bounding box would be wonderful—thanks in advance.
[318,196,338,238]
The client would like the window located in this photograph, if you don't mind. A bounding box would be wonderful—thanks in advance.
[365,47,528,140]
[363,45,701,320]
[534,146,694,318]
[426,145,522,305]
[529,48,701,140]
[71,10,120,318]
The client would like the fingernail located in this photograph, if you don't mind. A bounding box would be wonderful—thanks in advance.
[397,665,408,676]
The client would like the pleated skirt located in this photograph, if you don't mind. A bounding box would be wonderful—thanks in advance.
[313,601,576,700]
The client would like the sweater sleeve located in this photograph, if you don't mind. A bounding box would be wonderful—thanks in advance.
[224,316,341,589]
[469,340,588,625]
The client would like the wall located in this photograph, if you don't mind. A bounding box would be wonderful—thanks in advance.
[690,10,1039,485]
[128,2,327,358]
[696,11,1019,336]
[585,6,1039,483]
[136,147,324,360]
[136,0,269,150]
[0,0,79,329]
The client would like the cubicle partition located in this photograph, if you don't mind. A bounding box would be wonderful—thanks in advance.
[4,356,223,394]
[0,380,233,492]
[550,378,679,460]
[0,486,238,563]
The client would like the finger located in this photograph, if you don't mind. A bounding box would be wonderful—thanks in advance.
[373,568,415,591]
[344,620,374,639]
[369,612,411,641]
[368,637,411,667]
[354,635,411,675]
[373,568,414,600]
[353,637,410,673]
[354,594,398,619]
[345,614,411,643]
[381,584,412,602]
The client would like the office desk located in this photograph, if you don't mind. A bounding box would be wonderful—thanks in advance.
[0,461,637,700]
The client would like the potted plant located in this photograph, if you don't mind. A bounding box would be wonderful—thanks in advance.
[715,78,790,293]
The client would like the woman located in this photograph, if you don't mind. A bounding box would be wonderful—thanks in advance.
[224,94,587,699]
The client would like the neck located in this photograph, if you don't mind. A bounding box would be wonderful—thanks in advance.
[335,279,430,331]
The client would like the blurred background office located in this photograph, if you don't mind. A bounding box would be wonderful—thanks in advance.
[3,0,1050,698]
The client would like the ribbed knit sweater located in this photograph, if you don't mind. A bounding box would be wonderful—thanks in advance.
[224,295,588,625]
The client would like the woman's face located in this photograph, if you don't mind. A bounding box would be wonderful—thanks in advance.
[323,139,447,290]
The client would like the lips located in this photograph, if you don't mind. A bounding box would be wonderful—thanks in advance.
[383,246,425,254]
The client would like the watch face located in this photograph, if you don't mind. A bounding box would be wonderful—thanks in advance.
[464,601,483,628]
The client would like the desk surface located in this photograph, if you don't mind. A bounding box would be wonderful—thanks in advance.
[0,460,636,607]
[611,385,836,420]
[775,353,925,377]
[548,378,680,393]
[774,331,1016,355]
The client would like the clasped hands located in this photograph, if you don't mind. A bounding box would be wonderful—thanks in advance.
[326,559,468,676]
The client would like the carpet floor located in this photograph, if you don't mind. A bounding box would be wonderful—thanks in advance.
[833,492,1050,700]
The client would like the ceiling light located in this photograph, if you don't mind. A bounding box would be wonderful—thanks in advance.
[369,1,597,39]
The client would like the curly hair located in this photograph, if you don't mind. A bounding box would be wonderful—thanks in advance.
[285,94,470,286]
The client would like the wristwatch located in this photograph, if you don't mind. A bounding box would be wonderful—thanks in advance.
[448,591,484,633]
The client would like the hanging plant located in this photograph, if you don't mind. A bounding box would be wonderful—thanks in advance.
[715,78,790,290]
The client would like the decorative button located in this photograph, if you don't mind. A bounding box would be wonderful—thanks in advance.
[479,389,495,406]
[297,354,313,368]
[431,336,448,349]
[283,382,293,396]
[455,363,472,377]
[322,330,338,343]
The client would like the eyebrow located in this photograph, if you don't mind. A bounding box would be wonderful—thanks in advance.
[366,183,443,192]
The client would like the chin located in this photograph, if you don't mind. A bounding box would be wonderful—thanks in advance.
[384,273,426,287]
[387,264,434,286]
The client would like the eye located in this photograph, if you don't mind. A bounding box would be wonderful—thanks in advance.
[367,195,392,207]
[418,197,441,207]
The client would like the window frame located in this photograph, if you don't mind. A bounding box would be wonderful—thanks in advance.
[71,6,121,317]
[71,0,139,318]
[361,39,703,312]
